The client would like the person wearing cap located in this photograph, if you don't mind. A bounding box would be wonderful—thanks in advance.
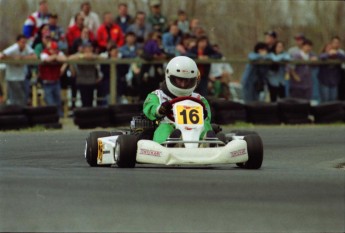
[22,0,50,42]
[264,30,278,53]
[69,1,101,37]
[48,13,67,52]
[39,41,67,116]
[288,33,306,56]
[147,0,167,33]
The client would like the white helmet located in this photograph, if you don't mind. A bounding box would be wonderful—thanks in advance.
[165,56,199,97]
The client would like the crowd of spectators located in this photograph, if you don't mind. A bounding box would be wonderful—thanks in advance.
[242,31,345,104]
[0,0,344,118]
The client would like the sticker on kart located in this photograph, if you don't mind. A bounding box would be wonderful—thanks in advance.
[176,105,203,125]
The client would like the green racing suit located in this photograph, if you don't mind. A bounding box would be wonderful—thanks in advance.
[143,89,212,143]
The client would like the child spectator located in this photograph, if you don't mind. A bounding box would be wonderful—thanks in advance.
[71,27,96,55]
[0,35,37,106]
[22,0,50,42]
[39,41,67,116]
[241,42,269,103]
[97,12,125,53]
[127,11,153,48]
[32,24,50,56]
[48,13,67,52]
[187,36,222,96]
[209,44,233,100]
[289,39,318,100]
[147,0,167,32]
[69,1,100,37]
[115,3,133,33]
[162,24,181,56]
[176,34,193,56]
[266,41,290,102]
[68,42,102,107]
[318,41,345,102]
[176,10,190,35]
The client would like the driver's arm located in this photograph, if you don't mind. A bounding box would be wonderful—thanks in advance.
[143,93,162,121]
[201,97,213,132]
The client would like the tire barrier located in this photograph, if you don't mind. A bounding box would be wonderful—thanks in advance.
[209,100,247,124]
[311,101,345,124]
[245,102,281,125]
[278,98,311,124]
[0,105,61,131]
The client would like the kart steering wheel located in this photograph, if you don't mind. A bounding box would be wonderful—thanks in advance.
[166,96,206,122]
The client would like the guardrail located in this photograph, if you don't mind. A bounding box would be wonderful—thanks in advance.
[1,58,344,105]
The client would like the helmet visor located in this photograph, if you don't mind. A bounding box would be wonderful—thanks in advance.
[169,75,197,89]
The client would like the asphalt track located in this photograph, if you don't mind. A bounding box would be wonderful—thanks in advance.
[0,126,344,232]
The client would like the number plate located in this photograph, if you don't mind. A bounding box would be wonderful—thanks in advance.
[176,105,203,125]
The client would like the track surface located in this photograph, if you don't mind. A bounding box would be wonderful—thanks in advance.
[0,126,344,232]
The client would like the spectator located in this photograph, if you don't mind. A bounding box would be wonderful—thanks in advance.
[71,27,97,55]
[241,42,269,103]
[162,24,181,56]
[32,24,51,58]
[22,0,50,41]
[115,3,133,33]
[187,36,222,96]
[288,33,305,56]
[329,36,345,100]
[267,41,291,102]
[98,46,120,105]
[264,30,278,52]
[127,11,153,48]
[176,10,190,35]
[147,0,167,33]
[176,34,194,56]
[0,35,37,106]
[39,41,67,116]
[289,39,318,100]
[209,44,233,100]
[318,41,345,102]
[69,42,102,107]
[69,1,100,37]
[66,13,95,54]
[97,12,125,53]
[48,13,67,52]
[189,18,200,37]
[140,31,166,100]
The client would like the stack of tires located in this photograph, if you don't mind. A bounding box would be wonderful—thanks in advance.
[210,100,247,124]
[311,101,345,123]
[24,106,61,129]
[74,107,110,129]
[0,105,29,131]
[278,98,311,124]
[109,103,142,127]
[246,102,280,124]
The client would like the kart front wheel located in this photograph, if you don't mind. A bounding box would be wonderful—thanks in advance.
[85,131,111,167]
[115,135,138,168]
[239,134,263,169]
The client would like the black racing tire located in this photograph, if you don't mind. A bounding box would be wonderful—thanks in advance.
[109,103,143,114]
[85,131,111,167]
[74,107,109,118]
[110,131,124,136]
[115,135,138,168]
[24,106,58,116]
[0,105,24,116]
[29,114,60,125]
[241,134,263,169]
[0,115,29,130]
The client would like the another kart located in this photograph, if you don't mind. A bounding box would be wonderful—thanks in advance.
[84,97,263,169]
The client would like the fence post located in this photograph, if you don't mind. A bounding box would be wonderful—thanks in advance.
[110,61,117,104]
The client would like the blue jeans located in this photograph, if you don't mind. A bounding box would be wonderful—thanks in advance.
[319,84,338,103]
[43,81,62,116]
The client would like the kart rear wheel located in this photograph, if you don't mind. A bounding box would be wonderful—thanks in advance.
[115,135,138,168]
[85,131,111,167]
[240,134,263,169]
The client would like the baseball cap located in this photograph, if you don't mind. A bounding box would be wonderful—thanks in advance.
[294,33,305,40]
[150,0,160,7]
[264,30,277,38]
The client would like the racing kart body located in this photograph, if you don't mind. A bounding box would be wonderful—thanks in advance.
[85,97,263,169]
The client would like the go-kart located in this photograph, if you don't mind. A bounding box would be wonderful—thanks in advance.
[84,96,263,169]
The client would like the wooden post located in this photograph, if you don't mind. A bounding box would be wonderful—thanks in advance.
[110,61,117,104]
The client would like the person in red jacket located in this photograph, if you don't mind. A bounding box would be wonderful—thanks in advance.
[97,12,124,52]
[66,12,95,54]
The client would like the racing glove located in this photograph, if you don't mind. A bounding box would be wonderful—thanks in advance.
[158,101,173,116]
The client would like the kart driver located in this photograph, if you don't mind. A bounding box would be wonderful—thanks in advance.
[143,56,214,143]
